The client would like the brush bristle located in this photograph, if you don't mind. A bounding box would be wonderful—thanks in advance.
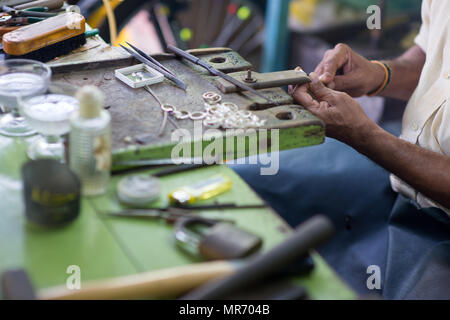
[5,33,86,63]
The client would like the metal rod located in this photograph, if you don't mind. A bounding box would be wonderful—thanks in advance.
[167,44,276,104]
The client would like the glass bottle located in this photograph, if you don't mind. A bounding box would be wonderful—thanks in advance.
[69,86,111,196]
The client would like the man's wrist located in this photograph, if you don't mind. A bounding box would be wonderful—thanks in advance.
[367,61,390,96]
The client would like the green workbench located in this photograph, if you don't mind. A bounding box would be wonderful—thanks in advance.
[0,37,354,300]
[0,133,354,299]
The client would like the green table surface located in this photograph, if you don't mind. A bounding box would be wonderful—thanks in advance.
[0,134,355,300]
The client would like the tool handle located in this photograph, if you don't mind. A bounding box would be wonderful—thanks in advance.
[26,16,44,23]
[14,0,63,10]
[20,10,55,17]
[85,28,99,38]
[38,261,234,300]
[182,215,335,300]
[23,6,48,11]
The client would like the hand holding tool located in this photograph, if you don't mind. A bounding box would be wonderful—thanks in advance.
[167,44,276,104]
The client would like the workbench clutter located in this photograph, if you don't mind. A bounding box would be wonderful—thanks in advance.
[1,215,333,300]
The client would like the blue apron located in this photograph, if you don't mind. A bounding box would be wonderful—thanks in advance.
[230,136,450,299]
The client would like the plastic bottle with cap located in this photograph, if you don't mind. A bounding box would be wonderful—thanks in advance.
[69,86,111,196]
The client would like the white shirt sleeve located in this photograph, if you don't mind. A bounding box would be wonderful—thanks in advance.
[414,0,431,53]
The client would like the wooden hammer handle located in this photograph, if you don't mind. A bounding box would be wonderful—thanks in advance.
[38,261,234,300]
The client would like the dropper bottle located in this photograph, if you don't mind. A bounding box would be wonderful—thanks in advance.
[69,86,111,196]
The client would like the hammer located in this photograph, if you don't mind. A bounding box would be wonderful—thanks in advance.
[1,215,334,300]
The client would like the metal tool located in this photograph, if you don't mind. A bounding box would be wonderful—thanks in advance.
[215,69,311,94]
[107,208,198,224]
[119,44,187,91]
[1,5,56,17]
[0,15,43,24]
[112,161,211,176]
[13,0,64,10]
[125,42,175,77]
[167,44,276,104]
[106,202,268,218]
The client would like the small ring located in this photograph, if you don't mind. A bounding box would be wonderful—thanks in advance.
[221,102,238,112]
[174,110,189,119]
[161,104,175,112]
[189,111,207,120]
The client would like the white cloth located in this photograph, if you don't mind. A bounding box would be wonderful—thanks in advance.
[390,0,450,215]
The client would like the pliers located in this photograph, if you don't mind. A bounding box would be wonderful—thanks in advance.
[1,5,56,18]
[0,15,44,25]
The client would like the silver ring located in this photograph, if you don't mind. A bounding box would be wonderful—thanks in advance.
[161,104,175,112]
[174,110,189,119]
[189,111,207,120]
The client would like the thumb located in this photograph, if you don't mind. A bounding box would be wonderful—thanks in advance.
[309,72,335,101]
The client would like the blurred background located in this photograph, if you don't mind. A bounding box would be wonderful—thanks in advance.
[76,0,423,127]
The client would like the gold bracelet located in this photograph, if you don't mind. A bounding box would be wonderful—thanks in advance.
[367,61,391,96]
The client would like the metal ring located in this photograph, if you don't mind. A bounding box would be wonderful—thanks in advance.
[203,118,221,128]
[203,92,218,100]
[238,110,252,118]
[221,102,238,112]
[174,110,190,120]
[203,92,222,105]
[161,104,175,112]
[189,111,207,120]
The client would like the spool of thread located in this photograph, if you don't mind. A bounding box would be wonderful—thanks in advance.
[117,174,161,207]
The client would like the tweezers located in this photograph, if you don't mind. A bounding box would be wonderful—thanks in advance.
[119,43,187,91]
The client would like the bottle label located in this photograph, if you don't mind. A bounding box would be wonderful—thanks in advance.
[93,134,111,172]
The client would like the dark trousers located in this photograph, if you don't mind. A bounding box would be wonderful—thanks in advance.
[230,137,450,299]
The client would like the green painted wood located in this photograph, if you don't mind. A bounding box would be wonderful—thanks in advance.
[0,136,137,292]
[0,133,354,299]
[89,165,355,300]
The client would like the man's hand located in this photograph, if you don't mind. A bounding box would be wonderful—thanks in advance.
[292,72,378,146]
[314,43,386,97]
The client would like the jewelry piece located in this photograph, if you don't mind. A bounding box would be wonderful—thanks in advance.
[189,111,208,120]
[200,92,266,129]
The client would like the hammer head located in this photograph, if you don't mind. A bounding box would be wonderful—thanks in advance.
[1,269,37,300]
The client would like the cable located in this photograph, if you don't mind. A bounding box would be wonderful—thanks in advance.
[102,0,118,45]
